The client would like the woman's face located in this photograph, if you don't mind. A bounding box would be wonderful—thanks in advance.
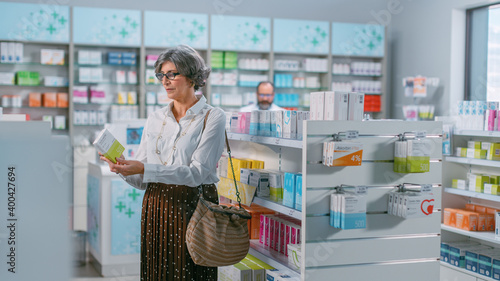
[159,61,193,101]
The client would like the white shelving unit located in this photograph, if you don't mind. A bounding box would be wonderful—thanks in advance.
[226,132,302,149]
[252,196,302,220]
[441,130,500,281]
[249,240,299,274]
[445,156,500,168]
[227,120,442,281]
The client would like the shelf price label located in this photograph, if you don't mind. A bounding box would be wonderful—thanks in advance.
[346,131,359,140]
[274,138,281,145]
[355,185,367,195]
[415,131,427,139]
[288,209,296,217]
[421,184,432,193]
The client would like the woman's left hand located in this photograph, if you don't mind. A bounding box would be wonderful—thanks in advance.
[100,154,144,176]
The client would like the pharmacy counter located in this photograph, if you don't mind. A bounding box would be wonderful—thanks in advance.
[87,162,144,277]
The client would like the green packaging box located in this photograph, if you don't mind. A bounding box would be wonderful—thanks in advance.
[468,141,482,149]
[270,186,283,202]
[467,148,487,159]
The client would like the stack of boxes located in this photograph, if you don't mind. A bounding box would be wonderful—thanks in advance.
[455,140,500,161]
[387,189,436,219]
[259,213,301,257]
[310,91,365,121]
[218,254,299,281]
[16,71,39,86]
[107,52,136,65]
[441,241,500,279]
[443,204,497,232]
[0,42,23,63]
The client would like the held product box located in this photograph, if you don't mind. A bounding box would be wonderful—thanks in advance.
[324,91,348,120]
[283,110,297,139]
[406,139,430,173]
[283,173,296,208]
[93,129,126,164]
[348,92,365,120]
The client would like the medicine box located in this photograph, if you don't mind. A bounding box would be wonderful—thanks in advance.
[329,142,363,166]
[269,171,284,202]
[348,92,365,120]
[493,257,500,280]
[249,170,270,197]
[259,111,271,137]
[57,93,68,108]
[42,93,57,107]
[227,158,250,182]
[406,140,430,173]
[93,129,125,164]
[310,92,324,120]
[54,115,66,130]
[283,173,296,208]
[29,93,41,107]
[295,174,302,211]
[283,110,297,139]
[341,193,367,229]
[324,91,348,120]
[287,244,301,270]
[249,111,259,136]
[448,242,483,268]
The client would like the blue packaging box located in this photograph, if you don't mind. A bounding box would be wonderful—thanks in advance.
[108,52,122,59]
[441,242,450,264]
[478,252,495,278]
[492,258,500,280]
[122,58,136,66]
[466,250,480,273]
[108,57,122,65]
[295,174,302,211]
[122,52,136,59]
[283,173,296,208]
[448,243,483,268]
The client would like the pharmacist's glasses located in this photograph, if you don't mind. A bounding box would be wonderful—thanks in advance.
[156,72,180,81]
[258,93,273,98]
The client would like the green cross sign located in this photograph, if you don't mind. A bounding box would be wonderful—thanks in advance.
[316,27,320,33]
[124,16,131,23]
[251,35,259,44]
[128,189,141,201]
[261,28,268,36]
[255,23,261,30]
[198,25,205,32]
[115,201,126,212]
[125,208,135,218]
[51,11,59,20]
[311,38,319,46]
[59,16,67,25]
[131,21,138,29]
[46,24,56,34]
[321,31,327,39]
[119,28,129,38]
[187,32,196,41]
[192,19,198,26]
[377,35,383,42]
[368,41,375,50]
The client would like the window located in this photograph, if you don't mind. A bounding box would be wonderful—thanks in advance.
[466,4,500,101]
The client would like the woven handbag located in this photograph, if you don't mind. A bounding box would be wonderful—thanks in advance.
[186,112,252,267]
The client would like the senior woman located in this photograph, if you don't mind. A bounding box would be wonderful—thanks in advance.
[100,45,225,281]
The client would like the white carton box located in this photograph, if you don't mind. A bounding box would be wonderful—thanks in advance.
[79,68,91,83]
[78,50,90,65]
[296,111,309,140]
[283,110,297,139]
[90,51,102,65]
[7,43,15,63]
[54,115,66,130]
[15,43,23,63]
[324,91,349,120]
[41,49,52,65]
[91,68,103,82]
[496,212,500,240]
[1,42,8,63]
[287,244,301,270]
[259,110,271,136]
[348,92,365,120]
[51,49,64,65]
[115,70,126,84]
[310,92,324,120]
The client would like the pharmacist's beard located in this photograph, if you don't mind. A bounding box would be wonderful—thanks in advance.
[258,101,271,110]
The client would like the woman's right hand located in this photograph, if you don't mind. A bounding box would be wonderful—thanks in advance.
[99,152,125,174]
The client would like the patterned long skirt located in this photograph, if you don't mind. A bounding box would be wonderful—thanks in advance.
[141,183,218,281]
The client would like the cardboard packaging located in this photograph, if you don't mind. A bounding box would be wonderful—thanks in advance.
[29,93,41,107]
[406,139,431,173]
[348,92,365,120]
[57,93,68,108]
[324,91,348,121]
[42,93,57,107]
[283,110,297,139]
[93,129,125,164]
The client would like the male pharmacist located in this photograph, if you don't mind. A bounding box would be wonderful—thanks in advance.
[240,81,284,112]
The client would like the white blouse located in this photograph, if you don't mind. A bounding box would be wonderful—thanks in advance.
[124,95,226,189]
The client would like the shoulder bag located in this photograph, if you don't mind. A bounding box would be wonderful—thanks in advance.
[186,109,252,267]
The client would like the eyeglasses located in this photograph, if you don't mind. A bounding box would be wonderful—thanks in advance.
[155,72,181,81]
[258,93,273,98]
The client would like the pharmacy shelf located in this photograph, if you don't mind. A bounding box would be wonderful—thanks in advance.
[2,106,69,110]
[275,87,328,91]
[212,68,269,72]
[226,132,302,149]
[253,196,302,220]
[0,84,68,88]
[455,130,500,138]
[74,103,138,106]
[74,82,139,85]
[211,84,256,88]
[249,240,300,276]
[332,73,382,77]
[73,124,104,127]
[441,224,499,245]
[0,62,67,67]
[444,188,500,203]
[444,156,500,168]
[75,63,137,68]
[274,69,328,74]
[440,261,496,281]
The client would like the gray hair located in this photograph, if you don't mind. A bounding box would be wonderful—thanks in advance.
[154,45,210,91]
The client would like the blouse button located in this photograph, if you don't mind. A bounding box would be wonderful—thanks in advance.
[156,150,160,154]
[173,146,176,150]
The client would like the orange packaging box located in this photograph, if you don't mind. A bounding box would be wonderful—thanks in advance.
[456,210,478,231]
[486,207,499,215]
[57,92,68,108]
[29,92,41,107]
[485,213,495,231]
[477,212,487,231]
[42,92,57,107]
[444,208,459,227]
[475,205,487,214]
[465,204,476,211]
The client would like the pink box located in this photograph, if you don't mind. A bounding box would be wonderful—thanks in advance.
[285,224,291,256]
[274,218,280,252]
[238,112,251,134]
[259,214,265,244]
[488,109,496,131]
[264,215,271,247]
[90,88,106,104]
[290,224,300,245]
[269,216,275,250]
[279,220,286,254]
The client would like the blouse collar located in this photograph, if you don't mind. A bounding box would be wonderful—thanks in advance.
[165,95,208,118]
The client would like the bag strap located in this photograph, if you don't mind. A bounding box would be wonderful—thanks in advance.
[198,109,244,209]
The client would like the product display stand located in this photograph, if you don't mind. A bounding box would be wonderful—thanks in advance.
[227,120,442,281]
[441,130,500,281]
